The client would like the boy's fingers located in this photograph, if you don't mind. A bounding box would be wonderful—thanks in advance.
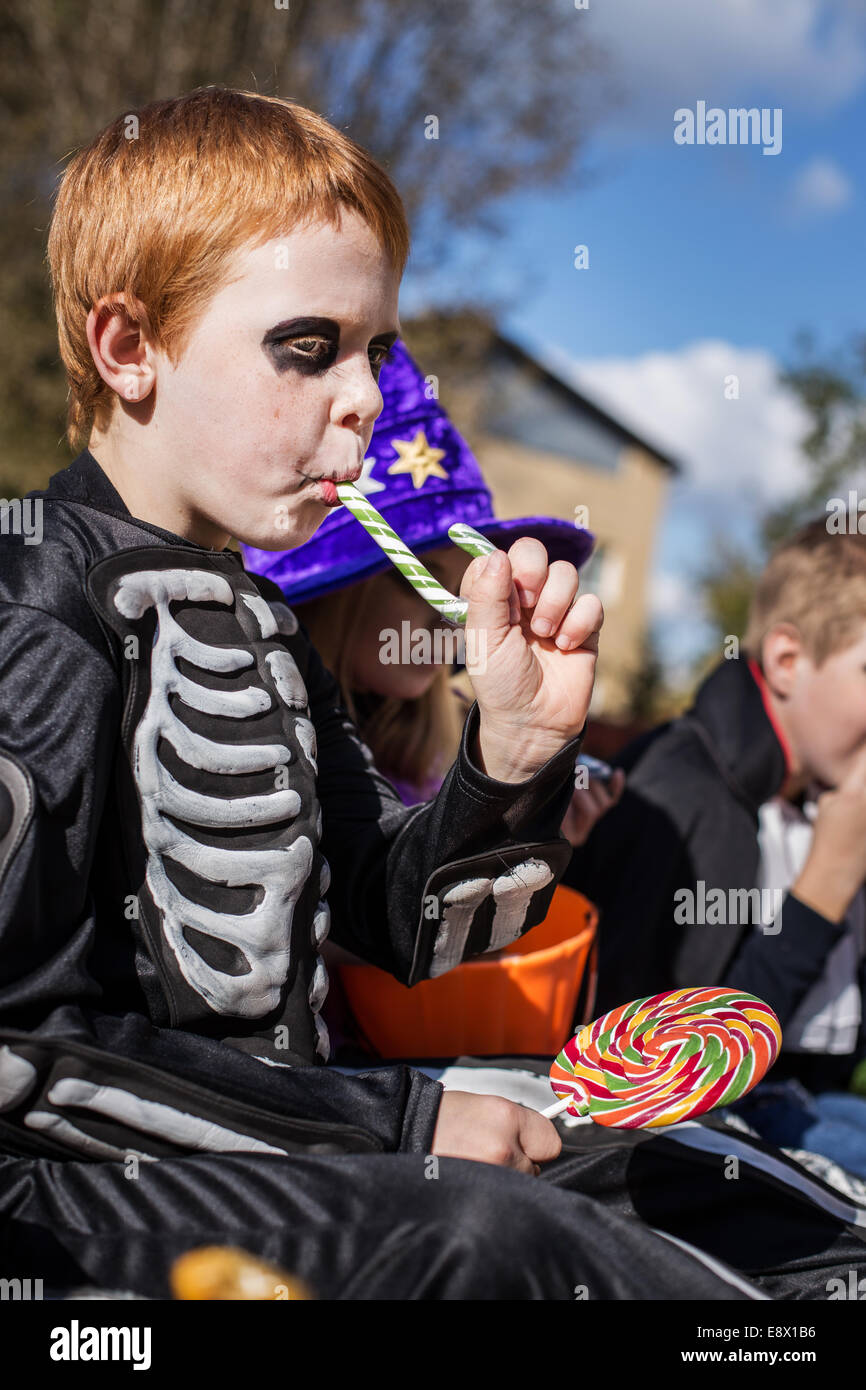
[595,769,626,808]
[529,561,579,638]
[507,1148,541,1177]
[581,783,609,814]
[549,591,604,652]
[506,536,550,609]
[518,1107,562,1165]
[461,551,516,646]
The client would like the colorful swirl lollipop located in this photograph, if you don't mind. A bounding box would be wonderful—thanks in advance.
[335,482,497,624]
[543,986,781,1129]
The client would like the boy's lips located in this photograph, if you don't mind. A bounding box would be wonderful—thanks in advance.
[308,466,363,507]
[318,479,341,506]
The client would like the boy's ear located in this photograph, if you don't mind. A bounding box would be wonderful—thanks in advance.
[86,292,156,407]
[761,623,803,698]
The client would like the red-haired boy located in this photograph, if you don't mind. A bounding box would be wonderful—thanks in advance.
[0,89,864,1299]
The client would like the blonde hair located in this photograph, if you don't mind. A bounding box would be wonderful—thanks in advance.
[744,518,866,665]
[296,579,466,792]
[47,85,410,447]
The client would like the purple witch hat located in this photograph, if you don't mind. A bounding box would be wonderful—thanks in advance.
[242,339,595,604]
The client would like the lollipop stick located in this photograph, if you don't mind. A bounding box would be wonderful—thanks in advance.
[335,483,497,625]
[541,1096,573,1119]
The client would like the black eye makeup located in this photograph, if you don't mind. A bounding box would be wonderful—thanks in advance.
[368,342,397,378]
[261,317,399,379]
[262,317,339,375]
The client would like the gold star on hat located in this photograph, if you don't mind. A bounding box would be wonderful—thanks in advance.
[386,430,449,489]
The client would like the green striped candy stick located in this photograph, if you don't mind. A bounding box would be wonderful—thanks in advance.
[335,483,497,625]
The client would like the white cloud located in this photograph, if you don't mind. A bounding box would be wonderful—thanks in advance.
[536,338,817,673]
[543,338,812,508]
[582,0,866,128]
[650,569,698,622]
[790,156,854,214]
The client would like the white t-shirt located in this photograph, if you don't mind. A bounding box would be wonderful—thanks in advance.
[756,794,866,1054]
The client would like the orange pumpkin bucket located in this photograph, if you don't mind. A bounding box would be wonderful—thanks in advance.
[338,884,598,1058]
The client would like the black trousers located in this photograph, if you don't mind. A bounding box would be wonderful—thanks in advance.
[2,1133,864,1300]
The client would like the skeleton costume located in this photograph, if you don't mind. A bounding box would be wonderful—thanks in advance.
[0,450,578,1151]
[2,452,866,1300]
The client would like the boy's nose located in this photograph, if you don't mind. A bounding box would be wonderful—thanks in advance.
[331,358,383,433]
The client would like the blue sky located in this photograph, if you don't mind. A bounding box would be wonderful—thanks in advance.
[403,0,866,679]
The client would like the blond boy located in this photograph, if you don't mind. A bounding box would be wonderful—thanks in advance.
[568,522,866,1169]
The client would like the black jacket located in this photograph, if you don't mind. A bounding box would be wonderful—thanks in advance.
[0,451,580,1161]
[565,656,862,1085]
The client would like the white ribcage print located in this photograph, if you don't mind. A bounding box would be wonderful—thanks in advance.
[114,570,330,1047]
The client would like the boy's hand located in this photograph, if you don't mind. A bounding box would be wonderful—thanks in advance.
[431,1091,562,1175]
[562,767,626,848]
[461,539,603,783]
[792,743,866,923]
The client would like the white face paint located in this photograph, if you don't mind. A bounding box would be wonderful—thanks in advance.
[113,568,329,1039]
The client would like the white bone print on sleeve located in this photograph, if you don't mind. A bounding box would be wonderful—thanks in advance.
[428,858,555,977]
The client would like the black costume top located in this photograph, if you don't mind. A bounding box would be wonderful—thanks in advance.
[0,452,579,1161]
[565,656,865,1088]
[3,460,866,1306]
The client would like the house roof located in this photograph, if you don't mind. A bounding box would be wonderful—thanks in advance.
[490,329,681,475]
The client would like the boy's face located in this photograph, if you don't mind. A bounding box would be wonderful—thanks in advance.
[774,621,866,790]
[132,209,401,550]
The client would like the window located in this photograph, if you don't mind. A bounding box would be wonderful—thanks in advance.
[580,544,625,606]
[482,356,623,470]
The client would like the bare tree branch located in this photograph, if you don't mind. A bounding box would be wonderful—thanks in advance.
[0,0,615,492]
